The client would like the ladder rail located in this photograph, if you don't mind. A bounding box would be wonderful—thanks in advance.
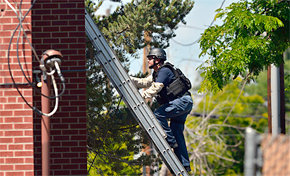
[85,15,165,140]
[85,12,166,140]
[85,9,189,176]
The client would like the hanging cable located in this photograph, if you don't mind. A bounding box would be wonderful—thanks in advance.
[172,0,227,46]
[5,0,65,116]
[12,0,65,99]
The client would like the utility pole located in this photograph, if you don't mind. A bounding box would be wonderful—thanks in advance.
[268,50,286,135]
[267,66,272,133]
[270,64,281,135]
[41,74,51,176]
[40,49,63,176]
[143,31,151,75]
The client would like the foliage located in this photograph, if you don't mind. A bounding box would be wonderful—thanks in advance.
[92,0,194,55]
[185,79,268,175]
[87,103,160,175]
[85,0,195,174]
[198,0,289,92]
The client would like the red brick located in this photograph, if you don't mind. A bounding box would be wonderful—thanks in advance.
[24,158,33,164]
[70,124,86,129]
[0,165,13,170]
[6,172,25,176]
[0,97,7,103]
[52,9,68,14]
[24,131,33,136]
[63,164,79,169]
[71,135,86,140]
[14,124,33,129]
[51,164,62,170]
[5,117,23,123]
[14,137,33,143]
[8,144,24,150]
[0,151,13,157]
[71,169,87,175]
[0,145,7,150]
[3,90,19,96]
[6,158,24,164]
[23,117,33,123]
[15,151,33,157]
[24,171,33,176]
[53,147,67,153]
[24,144,33,150]
[5,131,24,136]
[62,142,78,147]
[0,138,13,143]
[63,153,79,158]
[71,158,86,164]
[4,104,23,109]
[0,124,13,129]
[60,3,76,8]
[52,32,68,38]
[14,110,33,116]
[54,170,71,175]
[7,97,17,102]
[15,165,33,170]
[53,159,69,164]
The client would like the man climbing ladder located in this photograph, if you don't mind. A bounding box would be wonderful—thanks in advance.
[131,48,193,172]
[85,9,190,175]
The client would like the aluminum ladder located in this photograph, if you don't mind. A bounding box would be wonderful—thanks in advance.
[85,9,189,176]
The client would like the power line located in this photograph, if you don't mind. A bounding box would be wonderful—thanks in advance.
[191,112,267,119]
[5,0,65,116]
[172,0,227,46]
[177,24,205,30]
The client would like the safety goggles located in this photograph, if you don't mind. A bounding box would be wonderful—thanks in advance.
[147,55,156,60]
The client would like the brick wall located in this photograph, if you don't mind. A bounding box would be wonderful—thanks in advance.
[31,1,87,175]
[0,0,34,176]
[1,1,87,175]
[262,135,290,176]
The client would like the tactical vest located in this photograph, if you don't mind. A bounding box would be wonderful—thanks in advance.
[153,62,191,104]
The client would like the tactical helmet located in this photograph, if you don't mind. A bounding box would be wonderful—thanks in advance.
[147,48,166,61]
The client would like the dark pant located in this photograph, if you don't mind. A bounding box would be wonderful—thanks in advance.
[154,95,193,167]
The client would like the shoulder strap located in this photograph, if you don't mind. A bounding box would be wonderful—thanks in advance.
[161,62,180,78]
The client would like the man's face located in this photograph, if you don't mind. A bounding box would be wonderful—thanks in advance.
[147,55,158,68]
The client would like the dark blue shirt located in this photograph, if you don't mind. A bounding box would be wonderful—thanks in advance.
[153,67,175,99]
[155,67,175,86]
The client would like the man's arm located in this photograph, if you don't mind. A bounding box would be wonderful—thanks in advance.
[141,82,164,99]
[130,75,153,88]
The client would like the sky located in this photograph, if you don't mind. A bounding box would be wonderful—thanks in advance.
[95,0,239,87]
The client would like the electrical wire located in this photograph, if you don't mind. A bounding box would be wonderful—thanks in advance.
[6,0,43,115]
[43,67,59,117]
[5,0,41,63]
[171,0,227,46]
[6,0,64,116]
[12,0,65,99]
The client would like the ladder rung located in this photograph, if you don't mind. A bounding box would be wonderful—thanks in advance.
[85,9,188,176]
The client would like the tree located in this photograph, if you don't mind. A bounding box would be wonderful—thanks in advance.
[85,0,195,174]
[96,0,195,54]
[198,0,289,92]
[186,79,268,175]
